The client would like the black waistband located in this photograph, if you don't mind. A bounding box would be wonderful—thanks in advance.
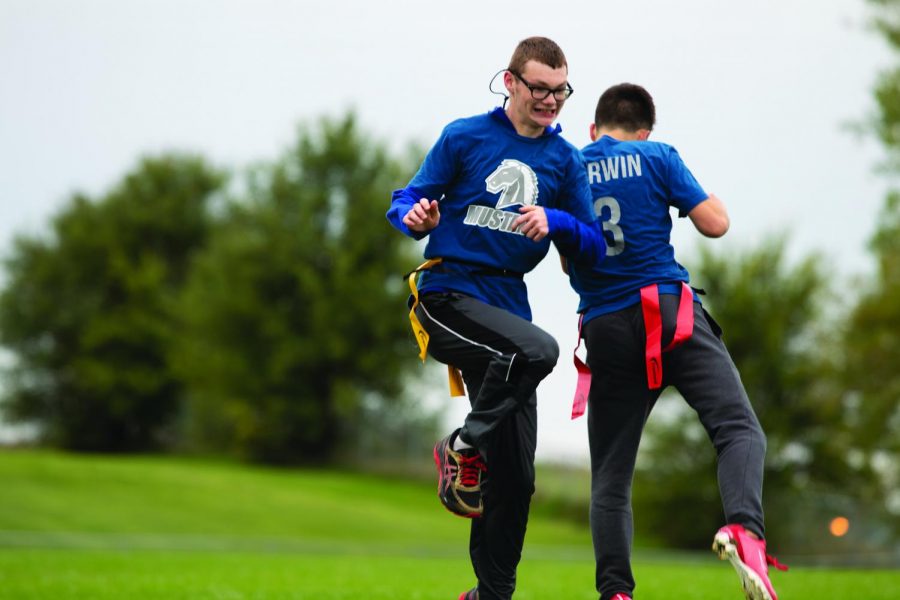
[402,257,525,281]
[432,258,524,279]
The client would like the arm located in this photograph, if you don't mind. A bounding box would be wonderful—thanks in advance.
[385,124,459,239]
[514,145,605,264]
[546,208,607,265]
[512,205,606,264]
[386,187,439,239]
[666,146,727,237]
[687,194,730,238]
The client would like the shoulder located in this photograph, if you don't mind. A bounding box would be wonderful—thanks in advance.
[644,139,675,153]
[555,134,583,155]
[542,133,586,168]
[626,139,675,159]
[429,113,495,160]
[611,139,682,171]
[442,112,494,137]
[640,140,684,165]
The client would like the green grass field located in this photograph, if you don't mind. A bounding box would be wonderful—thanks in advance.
[0,450,896,599]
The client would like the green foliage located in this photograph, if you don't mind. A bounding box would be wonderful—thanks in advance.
[850,0,900,540]
[870,0,900,169]
[841,193,900,533]
[845,193,900,439]
[170,113,424,464]
[0,156,225,451]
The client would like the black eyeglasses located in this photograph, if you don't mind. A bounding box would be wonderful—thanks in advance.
[511,71,574,101]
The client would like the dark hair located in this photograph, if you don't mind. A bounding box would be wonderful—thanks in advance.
[594,83,656,131]
[508,36,567,74]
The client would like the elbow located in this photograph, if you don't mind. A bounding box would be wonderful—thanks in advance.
[701,215,730,238]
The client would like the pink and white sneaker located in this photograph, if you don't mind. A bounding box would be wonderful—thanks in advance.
[713,524,788,600]
[610,594,632,600]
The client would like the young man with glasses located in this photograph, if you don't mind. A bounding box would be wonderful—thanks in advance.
[567,83,786,600]
[386,37,604,600]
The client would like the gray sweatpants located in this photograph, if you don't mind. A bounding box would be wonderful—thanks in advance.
[582,295,766,600]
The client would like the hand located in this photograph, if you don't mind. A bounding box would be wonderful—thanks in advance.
[513,205,549,241]
[402,198,441,232]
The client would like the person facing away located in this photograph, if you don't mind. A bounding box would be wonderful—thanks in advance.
[567,83,787,600]
[386,37,605,600]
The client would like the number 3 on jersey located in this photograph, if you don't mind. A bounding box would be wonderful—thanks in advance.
[595,196,625,256]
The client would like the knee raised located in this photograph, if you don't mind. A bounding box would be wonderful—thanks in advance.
[513,474,536,498]
[529,333,559,375]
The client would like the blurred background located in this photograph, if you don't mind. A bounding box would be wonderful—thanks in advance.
[0,0,898,571]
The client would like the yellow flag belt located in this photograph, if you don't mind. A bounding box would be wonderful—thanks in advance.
[406,258,466,397]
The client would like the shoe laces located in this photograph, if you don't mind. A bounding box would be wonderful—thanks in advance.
[456,453,486,487]
[766,553,789,571]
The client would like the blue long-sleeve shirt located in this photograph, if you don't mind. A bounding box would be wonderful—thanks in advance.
[387,107,605,321]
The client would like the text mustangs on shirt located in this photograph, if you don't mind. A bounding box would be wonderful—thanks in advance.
[465,159,539,236]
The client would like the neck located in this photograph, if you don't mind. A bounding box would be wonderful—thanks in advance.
[505,108,545,138]
[596,127,642,142]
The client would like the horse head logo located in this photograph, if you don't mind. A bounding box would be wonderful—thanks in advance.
[485,159,539,209]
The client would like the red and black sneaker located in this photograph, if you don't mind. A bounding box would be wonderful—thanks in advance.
[458,588,478,600]
[433,429,486,518]
[713,524,788,600]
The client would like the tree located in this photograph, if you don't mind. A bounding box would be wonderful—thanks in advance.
[838,192,900,551]
[836,0,900,538]
[170,113,426,464]
[0,155,225,451]
[869,0,900,170]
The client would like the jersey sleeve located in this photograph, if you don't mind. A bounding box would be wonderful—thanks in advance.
[546,209,606,265]
[386,124,461,239]
[665,147,708,218]
[545,148,604,264]
[560,149,597,224]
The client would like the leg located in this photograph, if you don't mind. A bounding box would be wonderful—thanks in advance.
[665,299,766,538]
[417,292,558,450]
[417,294,554,599]
[469,386,538,600]
[583,307,660,600]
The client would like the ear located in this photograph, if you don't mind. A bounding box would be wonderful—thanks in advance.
[503,70,515,94]
[637,129,651,141]
[589,123,598,141]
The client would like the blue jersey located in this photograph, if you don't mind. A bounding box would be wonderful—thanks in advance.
[569,135,708,322]
[387,107,598,321]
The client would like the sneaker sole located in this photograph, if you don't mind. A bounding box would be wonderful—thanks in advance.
[433,442,480,519]
[712,532,773,600]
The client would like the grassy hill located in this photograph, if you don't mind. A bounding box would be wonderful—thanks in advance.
[0,450,590,550]
[0,450,896,599]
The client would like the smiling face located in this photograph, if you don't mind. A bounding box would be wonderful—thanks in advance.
[504,59,570,138]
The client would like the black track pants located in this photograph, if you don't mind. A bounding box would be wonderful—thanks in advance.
[416,292,559,600]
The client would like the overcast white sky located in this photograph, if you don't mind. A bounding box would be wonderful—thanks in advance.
[0,0,893,460]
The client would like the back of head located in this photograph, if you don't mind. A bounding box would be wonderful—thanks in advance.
[508,36,567,73]
[594,83,656,132]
